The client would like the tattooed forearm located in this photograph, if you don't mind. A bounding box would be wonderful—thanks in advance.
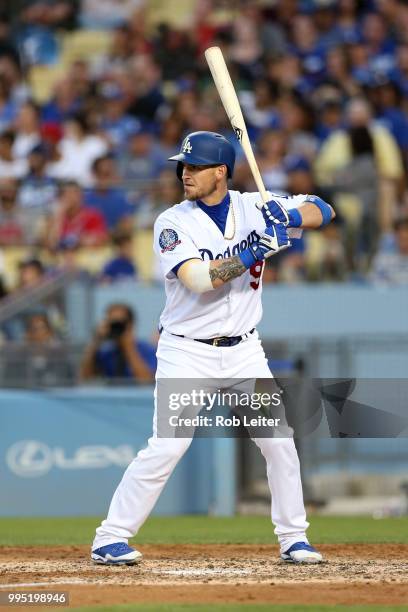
[209,256,247,287]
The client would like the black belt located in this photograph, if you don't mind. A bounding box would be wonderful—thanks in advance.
[169,328,255,347]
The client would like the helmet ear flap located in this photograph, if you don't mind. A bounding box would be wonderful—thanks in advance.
[176,162,183,181]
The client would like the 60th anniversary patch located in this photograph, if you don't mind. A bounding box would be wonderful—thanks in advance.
[159,228,181,253]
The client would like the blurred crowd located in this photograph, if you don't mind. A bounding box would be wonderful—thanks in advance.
[0,0,407,376]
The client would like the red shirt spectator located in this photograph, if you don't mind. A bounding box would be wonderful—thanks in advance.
[46,181,108,249]
[0,218,24,245]
[60,206,107,245]
[0,178,25,246]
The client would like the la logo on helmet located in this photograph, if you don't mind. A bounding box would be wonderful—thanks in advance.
[182,137,192,153]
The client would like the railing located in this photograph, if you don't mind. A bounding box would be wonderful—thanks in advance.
[0,333,406,389]
[0,343,83,388]
[0,270,73,324]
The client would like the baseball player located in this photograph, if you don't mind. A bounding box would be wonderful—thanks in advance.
[91,131,335,565]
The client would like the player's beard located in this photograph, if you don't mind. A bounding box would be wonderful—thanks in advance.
[184,177,218,202]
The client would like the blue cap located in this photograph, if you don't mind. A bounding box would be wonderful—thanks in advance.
[169,131,236,180]
[285,155,311,173]
[100,83,125,100]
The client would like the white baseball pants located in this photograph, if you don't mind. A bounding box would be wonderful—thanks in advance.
[93,330,309,553]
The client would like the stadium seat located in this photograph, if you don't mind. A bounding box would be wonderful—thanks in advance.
[74,246,113,274]
[304,232,326,271]
[133,230,154,281]
[146,0,197,29]
[29,64,66,103]
[61,30,112,65]
[2,247,31,289]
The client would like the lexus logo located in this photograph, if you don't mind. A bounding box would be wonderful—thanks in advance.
[7,440,52,477]
[6,440,135,478]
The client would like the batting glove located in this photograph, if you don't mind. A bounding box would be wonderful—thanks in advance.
[261,199,302,228]
[255,224,291,258]
[239,224,291,269]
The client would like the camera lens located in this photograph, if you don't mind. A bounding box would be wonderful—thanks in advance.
[109,320,127,338]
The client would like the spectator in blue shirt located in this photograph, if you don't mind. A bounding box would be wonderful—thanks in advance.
[349,41,373,86]
[18,143,58,211]
[336,0,361,45]
[390,44,408,98]
[79,303,156,382]
[100,230,137,283]
[367,77,408,158]
[118,127,167,206]
[289,15,327,88]
[84,154,135,232]
[362,12,396,76]
[312,4,342,51]
[314,98,343,144]
[0,76,19,132]
[370,218,408,285]
[100,82,141,152]
[41,78,82,125]
[14,5,60,66]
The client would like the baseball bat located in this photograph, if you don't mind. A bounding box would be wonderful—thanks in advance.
[204,46,268,207]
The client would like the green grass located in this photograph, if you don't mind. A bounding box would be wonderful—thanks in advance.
[0,515,407,547]
[61,605,408,612]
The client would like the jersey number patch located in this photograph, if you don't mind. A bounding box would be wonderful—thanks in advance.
[250,261,264,290]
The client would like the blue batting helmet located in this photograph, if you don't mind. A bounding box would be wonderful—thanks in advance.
[168,131,236,180]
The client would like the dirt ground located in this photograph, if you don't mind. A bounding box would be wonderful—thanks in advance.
[0,544,407,609]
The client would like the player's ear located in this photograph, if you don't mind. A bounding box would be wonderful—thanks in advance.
[216,165,227,180]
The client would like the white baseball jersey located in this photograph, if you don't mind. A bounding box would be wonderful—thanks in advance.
[153,190,305,338]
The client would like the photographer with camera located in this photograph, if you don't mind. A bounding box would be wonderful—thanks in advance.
[79,303,156,383]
